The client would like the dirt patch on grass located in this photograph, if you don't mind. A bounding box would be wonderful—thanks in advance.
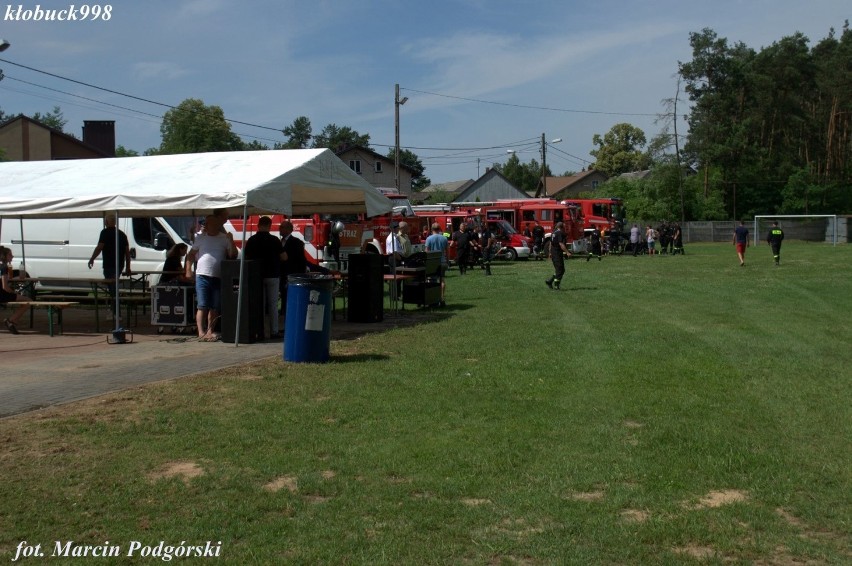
[461,498,491,507]
[687,489,749,509]
[304,495,332,504]
[264,475,298,493]
[567,491,605,502]
[620,509,649,523]
[148,461,204,484]
[623,420,644,428]
[321,470,336,480]
[775,507,805,528]
[673,545,718,560]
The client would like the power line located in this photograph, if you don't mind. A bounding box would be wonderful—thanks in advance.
[401,87,666,117]
[0,57,284,133]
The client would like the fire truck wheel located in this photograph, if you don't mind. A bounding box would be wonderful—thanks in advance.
[503,247,517,261]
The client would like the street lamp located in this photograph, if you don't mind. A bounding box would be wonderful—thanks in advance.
[394,83,408,193]
[536,134,562,198]
[0,39,9,82]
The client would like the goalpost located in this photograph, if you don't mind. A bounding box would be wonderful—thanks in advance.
[753,215,838,247]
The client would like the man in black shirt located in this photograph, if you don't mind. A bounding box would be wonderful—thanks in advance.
[480,222,495,276]
[587,226,602,262]
[766,221,784,266]
[546,222,571,290]
[279,220,307,319]
[452,224,470,275]
[244,216,286,339]
[532,221,545,260]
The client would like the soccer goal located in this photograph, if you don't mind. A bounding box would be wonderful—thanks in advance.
[753,215,838,246]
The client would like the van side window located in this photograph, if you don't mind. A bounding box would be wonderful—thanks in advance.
[132,218,153,247]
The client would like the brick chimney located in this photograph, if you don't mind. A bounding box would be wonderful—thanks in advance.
[82,120,116,157]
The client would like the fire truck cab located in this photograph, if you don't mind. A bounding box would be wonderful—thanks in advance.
[560,197,626,234]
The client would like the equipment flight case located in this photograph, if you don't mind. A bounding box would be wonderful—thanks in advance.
[152,285,196,334]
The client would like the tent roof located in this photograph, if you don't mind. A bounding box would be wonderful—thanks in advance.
[0,149,393,218]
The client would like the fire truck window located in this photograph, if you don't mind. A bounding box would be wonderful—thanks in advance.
[592,204,605,217]
[555,211,563,223]
[541,211,551,221]
[304,226,314,242]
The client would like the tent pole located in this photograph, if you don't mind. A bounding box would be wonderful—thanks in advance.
[234,202,249,347]
[113,210,121,331]
[18,218,28,277]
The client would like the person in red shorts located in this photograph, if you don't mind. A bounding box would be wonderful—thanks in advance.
[732,220,749,266]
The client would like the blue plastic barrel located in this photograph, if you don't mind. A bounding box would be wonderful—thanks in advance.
[284,274,334,363]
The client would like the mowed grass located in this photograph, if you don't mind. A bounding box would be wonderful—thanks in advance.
[1,241,850,564]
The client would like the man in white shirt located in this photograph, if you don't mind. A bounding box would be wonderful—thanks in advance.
[185,214,238,341]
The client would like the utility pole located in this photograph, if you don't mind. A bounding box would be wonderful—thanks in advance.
[394,84,408,193]
[535,134,561,197]
[536,133,547,198]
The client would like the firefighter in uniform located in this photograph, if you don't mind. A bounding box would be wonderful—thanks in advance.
[546,222,571,290]
[453,223,471,275]
[480,222,495,276]
[766,221,784,266]
[532,221,545,260]
[587,226,602,261]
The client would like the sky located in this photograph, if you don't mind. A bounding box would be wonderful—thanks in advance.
[0,0,848,185]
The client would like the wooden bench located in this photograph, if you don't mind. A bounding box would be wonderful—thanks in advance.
[36,292,148,331]
[7,301,79,337]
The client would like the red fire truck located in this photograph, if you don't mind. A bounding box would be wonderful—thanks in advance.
[560,197,625,233]
[447,199,588,256]
[414,208,532,263]
[226,194,424,271]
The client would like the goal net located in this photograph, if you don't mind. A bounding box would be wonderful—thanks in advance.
[752,215,838,246]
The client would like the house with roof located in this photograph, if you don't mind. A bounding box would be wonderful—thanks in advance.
[0,115,115,161]
[540,169,609,200]
[416,179,475,204]
[453,168,529,203]
[335,145,416,194]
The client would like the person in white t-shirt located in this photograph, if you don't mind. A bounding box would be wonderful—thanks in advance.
[185,214,237,340]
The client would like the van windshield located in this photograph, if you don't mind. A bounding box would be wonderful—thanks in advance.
[162,216,201,244]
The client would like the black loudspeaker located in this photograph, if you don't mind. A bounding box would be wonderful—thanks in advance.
[221,260,264,343]
[347,253,383,322]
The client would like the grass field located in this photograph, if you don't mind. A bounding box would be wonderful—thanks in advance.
[1,242,850,564]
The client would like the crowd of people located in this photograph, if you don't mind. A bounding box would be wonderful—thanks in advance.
[1,213,792,335]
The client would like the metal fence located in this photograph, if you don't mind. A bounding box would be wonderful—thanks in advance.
[667,217,849,244]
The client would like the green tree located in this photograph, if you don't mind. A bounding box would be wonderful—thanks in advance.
[311,124,370,150]
[241,140,269,151]
[589,123,650,176]
[159,98,243,154]
[495,153,544,194]
[282,116,312,149]
[114,145,139,157]
[387,148,430,191]
[31,106,67,132]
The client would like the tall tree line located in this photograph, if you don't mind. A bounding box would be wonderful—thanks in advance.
[679,23,852,218]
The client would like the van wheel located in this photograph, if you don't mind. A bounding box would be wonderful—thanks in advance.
[504,248,517,261]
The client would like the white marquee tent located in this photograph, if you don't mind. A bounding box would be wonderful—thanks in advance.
[0,149,394,346]
[0,148,393,218]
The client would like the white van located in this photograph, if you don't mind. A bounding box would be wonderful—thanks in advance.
[0,215,198,289]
